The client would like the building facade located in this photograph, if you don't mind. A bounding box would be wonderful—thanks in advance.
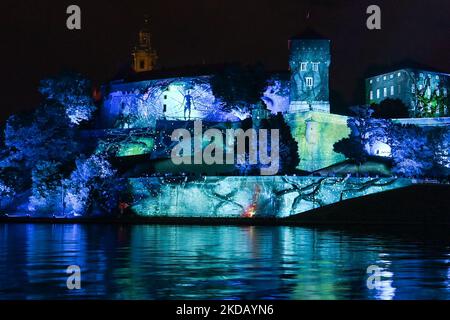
[101,74,290,129]
[100,27,449,173]
[288,36,331,113]
[132,18,158,72]
[366,69,450,118]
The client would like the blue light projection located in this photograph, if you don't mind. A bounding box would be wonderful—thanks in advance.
[129,176,412,218]
[101,75,290,129]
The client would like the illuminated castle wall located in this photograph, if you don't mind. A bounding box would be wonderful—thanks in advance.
[129,176,413,218]
[101,75,290,129]
[100,32,449,174]
[288,35,330,113]
[366,69,450,118]
[285,112,349,171]
[284,33,339,171]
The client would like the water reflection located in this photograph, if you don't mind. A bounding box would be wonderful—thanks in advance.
[0,223,449,299]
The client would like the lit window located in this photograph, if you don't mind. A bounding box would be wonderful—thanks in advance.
[376,89,380,98]
[411,86,415,93]
[397,72,401,77]
[312,62,319,71]
[390,74,394,79]
[300,62,308,71]
[370,91,373,100]
[383,76,387,80]
[370,79,373,84]
[305,77,313,87]
[383,87,387,97]
[377,78,380,82]
[390,86,394,95]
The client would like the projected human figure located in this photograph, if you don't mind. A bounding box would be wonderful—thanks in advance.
[183,90,193,120]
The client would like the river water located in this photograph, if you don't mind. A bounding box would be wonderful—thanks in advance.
[0,223,449,299]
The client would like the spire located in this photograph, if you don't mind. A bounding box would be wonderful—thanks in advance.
[142,14,150,32]
[132,16,158,72]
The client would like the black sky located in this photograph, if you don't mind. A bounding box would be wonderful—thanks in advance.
[0,0,449,121]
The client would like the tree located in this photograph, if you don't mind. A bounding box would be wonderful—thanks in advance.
[210,63,268,117]
[435,128,450,170]
[263,113,300,174]
[39,72,96,125]
[2,103,80,212]
[334,137,366,163]
[371,98,409,119]
[28,161,64,212]
[333,105,391,164]
[420,126,449,176]
[0,178,15,199]
[3,103,79,170]
[231,112,299,175]
[388,125,434,177]
[64,155,122,216]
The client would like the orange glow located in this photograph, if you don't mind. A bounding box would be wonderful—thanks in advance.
[242,203,256,218]
[241,184,262,218]
[92,87,102,102]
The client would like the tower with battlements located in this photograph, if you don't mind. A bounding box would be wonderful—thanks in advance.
[288,30,330,113]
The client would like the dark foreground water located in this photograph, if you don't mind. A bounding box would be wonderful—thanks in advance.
[0,223,450,299]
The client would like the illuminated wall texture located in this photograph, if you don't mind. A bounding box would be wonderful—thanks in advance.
[366,69,450,118]
[129,176,412,218]
[92,130,156,157]
[285,111,350,172]
[289,38,330,113]
[116,137,154,157]
[102,76,290,129]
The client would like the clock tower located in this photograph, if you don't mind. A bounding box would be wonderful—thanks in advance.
[132,17,158,73]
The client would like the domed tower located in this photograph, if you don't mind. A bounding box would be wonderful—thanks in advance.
[132,17,158,72]
[288,29,330,113]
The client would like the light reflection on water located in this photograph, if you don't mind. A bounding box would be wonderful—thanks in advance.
[0,223,449,300]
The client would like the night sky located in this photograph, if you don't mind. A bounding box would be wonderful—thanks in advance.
[1,0,449,121]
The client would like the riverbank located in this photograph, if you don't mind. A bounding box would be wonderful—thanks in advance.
[1,184,449,226]
[285,183,450,225]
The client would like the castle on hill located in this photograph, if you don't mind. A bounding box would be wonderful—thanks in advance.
[99,20,450,173]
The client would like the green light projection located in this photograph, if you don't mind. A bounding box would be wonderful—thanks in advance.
[94,131,155,158]
[285,111,350,172]
[116,137,154,157]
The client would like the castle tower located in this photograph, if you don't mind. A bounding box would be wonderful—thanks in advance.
[132,17,158,72]
[251,100,270,129]
[288,29,330,113]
